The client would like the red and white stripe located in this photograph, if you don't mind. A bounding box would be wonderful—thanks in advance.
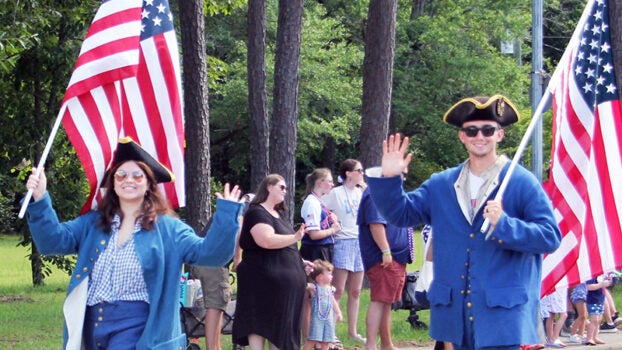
[61,0,185,212]
[541,0,622,295]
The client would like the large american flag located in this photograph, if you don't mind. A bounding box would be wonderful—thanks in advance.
[61,0,185,212]
[541,0,622,295]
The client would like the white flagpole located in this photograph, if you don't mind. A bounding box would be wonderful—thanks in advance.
[481,0,595,235]
[481,91,551,235]
[18,103,67,219]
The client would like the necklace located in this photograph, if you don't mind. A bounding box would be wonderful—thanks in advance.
[314,283,333,320]
[342,185,358,218]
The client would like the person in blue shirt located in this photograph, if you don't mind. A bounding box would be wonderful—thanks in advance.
[364,95,561,349]
[585,276,612,345]
[358,170,413,350]
[24,137,244,350]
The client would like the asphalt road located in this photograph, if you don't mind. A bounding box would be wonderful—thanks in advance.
[398,328,622,350]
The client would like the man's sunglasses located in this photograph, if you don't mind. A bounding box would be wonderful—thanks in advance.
[114,170,145,183]
[461,125,499,137]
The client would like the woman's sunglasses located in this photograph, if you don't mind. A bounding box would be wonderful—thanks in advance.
[114,170,145,183]
[461,125,499,137]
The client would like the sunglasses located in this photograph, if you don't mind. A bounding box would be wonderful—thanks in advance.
[353,168,364,174]
[114,170,145,183]
[461,125,499,137]
[278,184,287,191]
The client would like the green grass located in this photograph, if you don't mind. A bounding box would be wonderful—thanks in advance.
[0,234,432,349]
[0,235,70,349]
[8,234,622,350]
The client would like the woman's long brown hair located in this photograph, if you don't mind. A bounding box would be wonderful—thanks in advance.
[250,174,286,212]
[97,161,174,233]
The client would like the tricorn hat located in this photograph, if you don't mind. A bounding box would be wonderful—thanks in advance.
[110,137,175,183]
[443,94,520,127]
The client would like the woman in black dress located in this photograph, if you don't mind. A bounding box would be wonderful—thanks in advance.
[233,174,308,350]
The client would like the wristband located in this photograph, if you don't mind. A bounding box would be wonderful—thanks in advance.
[381,248,391,256]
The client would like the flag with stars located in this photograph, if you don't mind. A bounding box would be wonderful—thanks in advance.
[61,0,185,212]
[541,0,622,296]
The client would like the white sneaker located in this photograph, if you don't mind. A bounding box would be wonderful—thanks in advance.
[566,334,585,344]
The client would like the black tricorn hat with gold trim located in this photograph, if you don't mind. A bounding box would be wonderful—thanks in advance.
[110,137,175,183]
[443,95,520,127]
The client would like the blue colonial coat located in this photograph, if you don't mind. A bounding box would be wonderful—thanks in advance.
[366,161,561,348]
[25,192,243,350]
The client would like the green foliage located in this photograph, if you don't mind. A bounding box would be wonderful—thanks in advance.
[201,0,572,195]
[391,0,532,183]
[297,2,364,168]
[204,0,247,16]
[0,0,48,72]
[0,0,591,264]
[0,0,97,285]
[543,0,586,66]
[313,0,368,46]
[206,1,364,191]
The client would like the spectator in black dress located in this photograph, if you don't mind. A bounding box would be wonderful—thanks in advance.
[232,174,309,350]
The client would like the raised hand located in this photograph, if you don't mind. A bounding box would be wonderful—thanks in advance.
[381,133,413,177]
[215,183,242,202]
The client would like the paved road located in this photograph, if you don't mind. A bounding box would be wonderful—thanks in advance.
[398,329,622,350]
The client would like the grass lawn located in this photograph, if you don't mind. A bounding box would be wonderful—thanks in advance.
[4,233,620,350]
[0,234,432,349]
[0,235,70,349]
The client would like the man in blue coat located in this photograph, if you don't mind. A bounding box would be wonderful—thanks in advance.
[365,95,561,349]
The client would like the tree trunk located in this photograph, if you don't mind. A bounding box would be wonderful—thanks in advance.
[178,0,211,230]
[359,0,398,169]
[610,0,622,92]
[270,0,304,223]
[247,0,270,193]
[31,65,45,286]
[410,0,427,19]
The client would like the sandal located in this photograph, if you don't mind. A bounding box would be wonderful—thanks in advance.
[349,334,367,344]
[329,337,343,350]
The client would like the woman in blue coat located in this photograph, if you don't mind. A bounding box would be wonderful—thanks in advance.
[24,137,244,350]
[365,96,562,349]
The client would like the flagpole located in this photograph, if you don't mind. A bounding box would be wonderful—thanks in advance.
[481,90,552,235]
[481,0,596,235]
[18,104,67,219]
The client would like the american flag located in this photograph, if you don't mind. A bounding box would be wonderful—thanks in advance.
[541,0,622,295]
[61,0,185,212]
